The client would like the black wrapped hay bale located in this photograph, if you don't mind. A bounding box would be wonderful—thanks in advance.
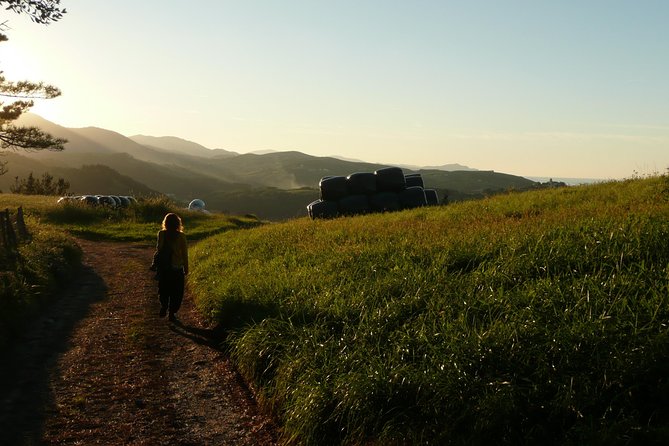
[424,189,439,206]
[404,173,424,189]
[369,192,401,213]
[399,186,427,209]
[309,167,437,218]
[319,176,348,201]
[338,194,370,216]
[346,172,377,195]
[375,167,406,192]
[307,199,338,219]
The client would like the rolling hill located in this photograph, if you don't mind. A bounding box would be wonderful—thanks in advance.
[7,114,540,220]
[129,135,238,159]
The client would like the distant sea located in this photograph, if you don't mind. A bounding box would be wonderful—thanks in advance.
[526,176,610,186]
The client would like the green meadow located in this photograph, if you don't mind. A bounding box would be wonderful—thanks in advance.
[189,176,669,445]
[1,177,668,444]
[5,195,262,242]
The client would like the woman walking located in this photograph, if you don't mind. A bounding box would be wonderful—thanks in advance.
[153,213,189,321]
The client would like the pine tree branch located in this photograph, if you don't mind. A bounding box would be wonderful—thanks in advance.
[0,75,61,99]
[0,125,66,151]
[0,100,34,120]
[1,1,67,25]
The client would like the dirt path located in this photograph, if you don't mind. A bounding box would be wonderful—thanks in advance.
[0,239,278,446]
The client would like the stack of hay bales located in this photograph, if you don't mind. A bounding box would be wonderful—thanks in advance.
[307,167,440,219]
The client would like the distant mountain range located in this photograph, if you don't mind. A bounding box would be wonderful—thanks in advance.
[3,114,539,220]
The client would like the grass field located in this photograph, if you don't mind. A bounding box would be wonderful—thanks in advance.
[0,194,263,243]
[189,176,669,445]
[0,194,261,350]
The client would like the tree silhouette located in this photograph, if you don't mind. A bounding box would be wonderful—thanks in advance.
[10,171,70,195]
[0,0,67,174]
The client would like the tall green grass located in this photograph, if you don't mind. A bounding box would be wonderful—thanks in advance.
[190,177,669,445]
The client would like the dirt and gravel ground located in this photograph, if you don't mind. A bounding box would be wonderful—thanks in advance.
[0,238,278,446]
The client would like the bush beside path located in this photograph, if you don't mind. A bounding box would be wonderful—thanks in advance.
[0,238,277,445]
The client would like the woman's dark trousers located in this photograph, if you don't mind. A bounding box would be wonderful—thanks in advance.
[158,269,184,314]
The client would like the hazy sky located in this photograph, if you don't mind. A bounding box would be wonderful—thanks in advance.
[1,1,668,178]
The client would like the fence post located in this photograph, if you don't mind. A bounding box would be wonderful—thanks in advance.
[0,210,6,248]
[5,209,17,249]
[16,206,28,240]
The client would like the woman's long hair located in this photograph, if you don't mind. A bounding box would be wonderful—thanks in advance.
[162,213,183,239]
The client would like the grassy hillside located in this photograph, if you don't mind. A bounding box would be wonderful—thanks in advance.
[419,169,538,202]
[205,186,320,221]
[189,176,669,445]
[0,154,159,197]
[37,152,237,199]
[54,164,158,196]
[211,151,389,188]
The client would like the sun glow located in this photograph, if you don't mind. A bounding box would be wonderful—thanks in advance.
[0,41,44,80]
[27,99,64,123]
[0,41,64,125]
